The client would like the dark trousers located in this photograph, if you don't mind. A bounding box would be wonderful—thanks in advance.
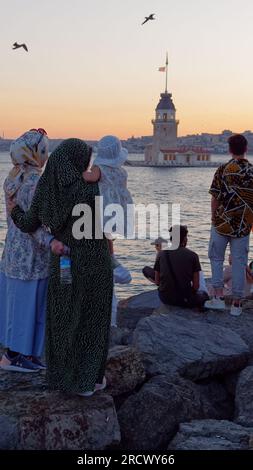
[159,290,209,309]
[143,266,155,282]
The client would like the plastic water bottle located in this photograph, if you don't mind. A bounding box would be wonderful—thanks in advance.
[60,256,72,284]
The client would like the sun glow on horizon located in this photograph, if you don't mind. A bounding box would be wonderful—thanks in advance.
[0,0,253,140]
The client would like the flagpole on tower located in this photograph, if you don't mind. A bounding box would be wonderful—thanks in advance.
[165,51,168,94]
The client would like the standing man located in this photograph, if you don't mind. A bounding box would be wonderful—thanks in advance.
[205,134,253,316]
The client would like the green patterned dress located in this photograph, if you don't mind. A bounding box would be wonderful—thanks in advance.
[12,139,113,393]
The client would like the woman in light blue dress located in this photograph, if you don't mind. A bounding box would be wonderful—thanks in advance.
[0,129,64,372]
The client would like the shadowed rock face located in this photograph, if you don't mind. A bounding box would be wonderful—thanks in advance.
[168,420,253,450]
[106,346,146,397]
[235,366,253,427]
[0,344,145,450]
[1,288,253,451]
[118,292,253,365]
[0,345,123,451]
[117,375,233,450]
[132,314,249,380]
[0,384,120,450]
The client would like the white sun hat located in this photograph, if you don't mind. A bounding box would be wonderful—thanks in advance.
[94,135,128,168]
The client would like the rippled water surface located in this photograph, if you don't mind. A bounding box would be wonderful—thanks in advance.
[1,152,253,298]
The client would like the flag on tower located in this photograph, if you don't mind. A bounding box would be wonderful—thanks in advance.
[158,66,166,72]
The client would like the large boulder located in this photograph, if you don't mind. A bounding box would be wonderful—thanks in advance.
[168,420,253,450]
[117,375,233,450]
[117,306,153,330]
[0,385,120,450]
[235,366,253,427]
[121,290,160,310]
[106,346,146,397]
[133,314,249,379]
[118,292,253,362]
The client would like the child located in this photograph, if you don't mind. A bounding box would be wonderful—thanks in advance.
[83,135,134,255]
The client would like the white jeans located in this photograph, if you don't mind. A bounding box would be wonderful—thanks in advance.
[111,264,132,327]
[208,226,249,299]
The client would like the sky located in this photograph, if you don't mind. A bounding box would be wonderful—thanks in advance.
[0,0,253,139]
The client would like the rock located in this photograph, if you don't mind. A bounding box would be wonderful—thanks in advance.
[117,375,233,450]
[133,314,249,379]
[0,388,120,450]
[120,290,253,363]
[106,346,146,397]
[122,290,160,310]
[117,306,153,330]
[168,420,253,450]
[235,366,253,427]
[0,368,47,393]
[0,415,19,450]
[110,327,132,347]
[196,379,233,419]
[221,371,240,397]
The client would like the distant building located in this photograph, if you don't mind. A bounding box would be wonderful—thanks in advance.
[156,147,210,166]
[145,91,179,164]
[144,65,210,166]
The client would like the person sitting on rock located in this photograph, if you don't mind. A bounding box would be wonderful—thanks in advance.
[142,237,168,283]
[154,225,209,309]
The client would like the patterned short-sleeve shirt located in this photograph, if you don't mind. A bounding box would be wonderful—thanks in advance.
[209,158,253,237]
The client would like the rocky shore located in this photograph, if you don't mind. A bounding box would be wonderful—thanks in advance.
[1,290,253,450]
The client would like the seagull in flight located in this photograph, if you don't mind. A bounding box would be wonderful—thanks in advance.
[142,14,156,25]
[12,42,28,52]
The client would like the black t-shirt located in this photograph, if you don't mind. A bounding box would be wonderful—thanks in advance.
[154,247,201,302]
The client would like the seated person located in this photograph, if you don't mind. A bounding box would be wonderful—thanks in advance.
[223,254,253,297]
[154,225,209,308]
[142,237,168,283]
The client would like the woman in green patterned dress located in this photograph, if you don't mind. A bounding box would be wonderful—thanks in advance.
[11,138,113,395]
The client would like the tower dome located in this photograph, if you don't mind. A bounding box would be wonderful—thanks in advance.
[156,92,176,112]
[155,92,176,122]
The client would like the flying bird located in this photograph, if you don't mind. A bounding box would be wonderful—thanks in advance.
[12,42,28,52]
[142,14,155,25]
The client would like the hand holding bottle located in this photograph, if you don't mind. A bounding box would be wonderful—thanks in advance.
[50,239,69,256]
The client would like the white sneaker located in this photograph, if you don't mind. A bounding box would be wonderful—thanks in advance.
[77,390,94,397]
[230,304,242,317]
[95,377,107,391]
[77,376,107,396]
[204,297,226,310]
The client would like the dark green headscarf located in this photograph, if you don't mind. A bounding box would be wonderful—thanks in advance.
[30,138,93,233]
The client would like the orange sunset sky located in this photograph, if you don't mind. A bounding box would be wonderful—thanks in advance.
[0,0,253,140]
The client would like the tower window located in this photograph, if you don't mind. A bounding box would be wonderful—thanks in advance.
[163,113,167,121]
